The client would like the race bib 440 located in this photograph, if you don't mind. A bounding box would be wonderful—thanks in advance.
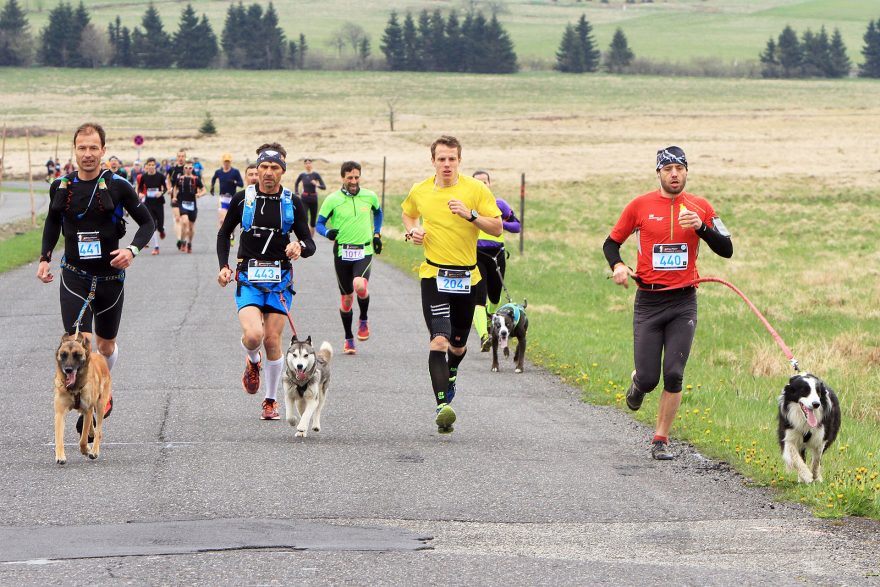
[652,243,688,271]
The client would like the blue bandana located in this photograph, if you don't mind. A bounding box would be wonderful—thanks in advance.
[656,146,687,171]
[256,149,286,172]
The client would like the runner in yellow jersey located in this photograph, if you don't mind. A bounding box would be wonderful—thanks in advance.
[402,136,502,434]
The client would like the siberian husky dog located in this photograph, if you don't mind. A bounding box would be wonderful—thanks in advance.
[283,336,333,438]
[777,373,840,483]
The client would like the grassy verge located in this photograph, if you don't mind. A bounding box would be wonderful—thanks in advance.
[379,174,880,519]
[0,217,44,273]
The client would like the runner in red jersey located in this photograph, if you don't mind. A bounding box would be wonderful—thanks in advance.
[603,146,733,460]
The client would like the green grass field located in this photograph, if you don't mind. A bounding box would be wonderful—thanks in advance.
[16,0,880,64]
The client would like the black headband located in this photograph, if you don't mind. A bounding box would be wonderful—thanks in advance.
[656,146,687,171]
[256,149,286,172]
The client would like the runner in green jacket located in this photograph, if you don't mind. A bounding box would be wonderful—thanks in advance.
[316,161,383,355]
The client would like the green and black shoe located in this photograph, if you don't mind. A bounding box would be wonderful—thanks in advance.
[435,403,456,434]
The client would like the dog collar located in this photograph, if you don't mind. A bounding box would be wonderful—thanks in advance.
[498,303,521,328]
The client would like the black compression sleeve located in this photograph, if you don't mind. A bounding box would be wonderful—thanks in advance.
[603,236,625,270]
[292,198,316,258]
[121,184,155,250]
[41,210,62,261]
[697,224,733,258]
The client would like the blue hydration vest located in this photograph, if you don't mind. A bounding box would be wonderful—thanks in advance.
[241,185,295,234]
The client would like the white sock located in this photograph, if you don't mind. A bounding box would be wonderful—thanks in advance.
[103,344,118,371]
[264,357,284,401]
[150,232,159,248]
[241,339,261,364]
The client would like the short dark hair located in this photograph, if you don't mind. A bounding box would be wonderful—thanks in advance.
[430,135,462,159]
[256,143,287,159]
[73,123,106,147]
[145,157,157,165]
[340,161,361,177]
[245,164,258,172]
[472,170,490,182]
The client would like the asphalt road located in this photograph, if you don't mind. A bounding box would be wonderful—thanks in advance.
[0,181,49,224]
[0,199,877,586]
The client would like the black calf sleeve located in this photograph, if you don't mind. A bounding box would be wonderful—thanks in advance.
[340,309,354,339]
[447,347,467,377]
[429,350,450,404]
[357,295,370,320]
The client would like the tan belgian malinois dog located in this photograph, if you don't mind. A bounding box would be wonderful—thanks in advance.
[54,333,111,464]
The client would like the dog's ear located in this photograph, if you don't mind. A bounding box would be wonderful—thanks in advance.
[306,335,312,345]
[74,332,85,345]
[522,298,528,309]
[290,335,297,345]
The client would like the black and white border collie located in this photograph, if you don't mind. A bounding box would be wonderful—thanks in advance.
[777,373,841,483]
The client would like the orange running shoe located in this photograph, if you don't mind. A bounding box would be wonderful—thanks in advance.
[242,358,262,394]
[357,320,370,341]
[343,338,356,355]
[260,398,280,420]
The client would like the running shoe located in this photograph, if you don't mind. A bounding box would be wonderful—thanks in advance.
[186,242,192,254]
[176,240,183,250]
[480,334,491,352]
[651,440,674,460]
[76,394,113,441]
[242,358,261,394]
[357,320,370,341]
[435,403,456,434]
[446,376,457,403]
[343,338,356,354]
[159,230,166,239]
[151,247,159,255]
[260,398,280,420]
[625,370,646,411]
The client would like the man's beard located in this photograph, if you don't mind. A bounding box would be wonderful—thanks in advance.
[661,177,686,194]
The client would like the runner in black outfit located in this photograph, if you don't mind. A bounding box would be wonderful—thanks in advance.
[37,122,155,434]
[171,162,205,253]
[136,157,167,255]
[217,143,316,421]
[166,150,187,250]
[294,158,326,236]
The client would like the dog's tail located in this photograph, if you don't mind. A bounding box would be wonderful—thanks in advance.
[318,341,333,362]
[521,298,528,309]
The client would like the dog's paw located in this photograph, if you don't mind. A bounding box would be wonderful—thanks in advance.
[515,368,523,374]
[503,348,510,358]
[798,474,814,484]
[88,452,98,460]
[491,366,499,372]
[56,458,66,465]
[295,430,307,438]
[312,426,320,432]
[286,418,298,427]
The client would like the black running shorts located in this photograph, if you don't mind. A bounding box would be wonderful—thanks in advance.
[60,269,125,339]
[632,287,697,394]
[334,253,372,295]
[420,278,476,348]
[301,194,318,227]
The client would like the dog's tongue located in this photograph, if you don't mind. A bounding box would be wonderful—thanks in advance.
[296,368,307,380]
[500,337,508,350]
[65,371,77,387]
[803,405,818,428]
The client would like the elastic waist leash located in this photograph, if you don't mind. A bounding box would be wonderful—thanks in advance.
[60,258,125,334]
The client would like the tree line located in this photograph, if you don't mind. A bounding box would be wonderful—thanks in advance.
[2,0,880,78]
[0,0,307,69]
[380,9,517,74]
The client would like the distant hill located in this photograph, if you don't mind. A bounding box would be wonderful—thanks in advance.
[18,0,878,65]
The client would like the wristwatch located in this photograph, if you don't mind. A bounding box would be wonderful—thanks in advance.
[127,245,140,257]
[467,209,478,222]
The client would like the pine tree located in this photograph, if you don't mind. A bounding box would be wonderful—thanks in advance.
[132,3,172,68]
[604,27,633,73]
[358,36,370,66]
[240,3,264,68]
[221,1,246,68]
[759,37,779,78]
[199,112,217,135]
[173,4,201,68]
[416,9,433,70]
[445,10,465,73]
[402,12,420,70]
[0,0,33,66]
[482,13,517,73]
[463,10,488,72]
[297,33,307,69]
[801,28,831,78]
[381,11,405,71]
[860,19,880,78]
[261,2,285,69]
[38,2,77,66]
[777,25,802,78]
[828,28,850,78]
[286,38,298,69]
[68,1,90,67]
[575,14,600,72]
[555,24,582,73]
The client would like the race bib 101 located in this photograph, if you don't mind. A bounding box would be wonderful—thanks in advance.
[652,243,688,271]
[341,244,365,262]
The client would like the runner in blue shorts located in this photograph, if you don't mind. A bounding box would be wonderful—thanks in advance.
[217,143,315,420]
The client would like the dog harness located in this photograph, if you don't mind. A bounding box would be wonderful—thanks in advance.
[498,303,523,328]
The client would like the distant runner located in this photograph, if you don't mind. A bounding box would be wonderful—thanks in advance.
[171,161,205,253]
[136,157,168,255]
[295,158,326,236]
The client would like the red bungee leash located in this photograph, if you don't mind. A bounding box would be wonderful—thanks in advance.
[278,293,298,338]
[629,274,800,373]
